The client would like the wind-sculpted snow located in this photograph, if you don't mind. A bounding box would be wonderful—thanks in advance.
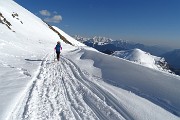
[68,48,180,117]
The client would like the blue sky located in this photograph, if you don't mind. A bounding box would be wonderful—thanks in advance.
[15,0,180,48]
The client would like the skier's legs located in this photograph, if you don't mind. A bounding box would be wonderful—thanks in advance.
[56,51,60,61]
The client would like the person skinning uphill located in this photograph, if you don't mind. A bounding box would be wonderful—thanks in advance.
[54,41,62,61]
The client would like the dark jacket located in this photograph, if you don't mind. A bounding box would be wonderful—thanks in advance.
[55,43,62,52]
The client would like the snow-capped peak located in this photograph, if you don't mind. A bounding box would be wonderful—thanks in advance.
[113,48,170,72]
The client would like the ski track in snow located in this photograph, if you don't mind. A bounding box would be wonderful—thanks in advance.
[9,53,129,120]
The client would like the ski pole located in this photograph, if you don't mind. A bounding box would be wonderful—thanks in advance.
[54,50,55,62]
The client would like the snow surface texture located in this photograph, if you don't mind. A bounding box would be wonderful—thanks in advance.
[0,0,180,120]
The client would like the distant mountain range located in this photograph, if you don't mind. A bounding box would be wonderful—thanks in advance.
[162,49,180,75]
[73,35,180,75]
[73,35,171,56]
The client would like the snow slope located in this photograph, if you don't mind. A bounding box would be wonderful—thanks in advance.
[8,53,179,120]
[0,0,59,119]
[0,0,180,120]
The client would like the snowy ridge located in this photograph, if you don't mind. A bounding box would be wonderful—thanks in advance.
[0,0,180,120]
[53,27,85,47]
[113,48,170,72]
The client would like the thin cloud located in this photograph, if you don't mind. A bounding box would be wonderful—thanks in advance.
[64,25,69,27]
[53,11,58,14]
[44,15,62,23]
[39,10,62,23]
[39,10,51,16]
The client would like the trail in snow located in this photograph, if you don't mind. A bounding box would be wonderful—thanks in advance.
[9,54,127,120]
